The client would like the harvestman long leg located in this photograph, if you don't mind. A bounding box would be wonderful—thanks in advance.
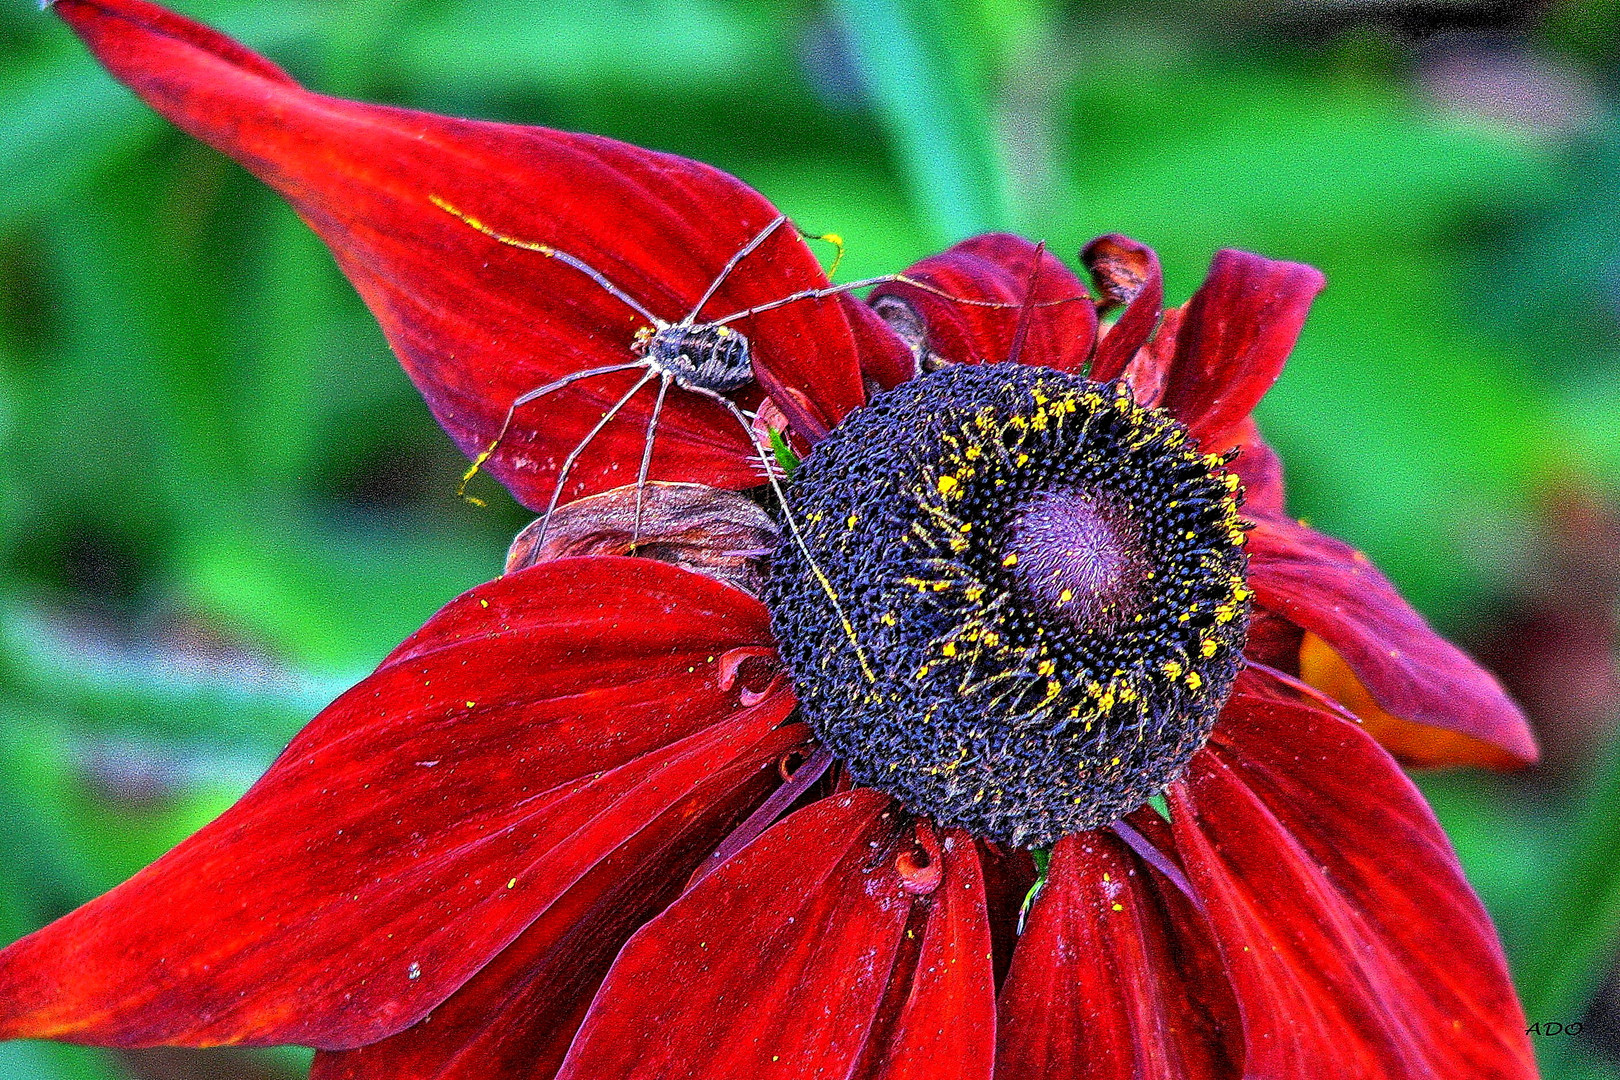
[532,370,659,552]
[684,383,879,686]
[707,270,1089,327]
[631,374,673,549]
[457,361,648,500]
[682,215,789,326]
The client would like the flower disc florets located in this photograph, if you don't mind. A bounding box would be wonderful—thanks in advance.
[766,364,1253,846]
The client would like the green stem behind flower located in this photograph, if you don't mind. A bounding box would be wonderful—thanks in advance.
[830,0,1009,244]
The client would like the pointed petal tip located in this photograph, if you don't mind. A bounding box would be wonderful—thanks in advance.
[53,0,862,509]
[1187,696,1536,1078]
[1155,248,1326,440]
[1248,518,1539,768]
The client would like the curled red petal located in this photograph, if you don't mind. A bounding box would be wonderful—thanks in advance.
[1247,516,1538,764]
[557,790,997,1080]
[55,0,863,508]
[995,830,1240,1079]
[0,558,794,1049]
[866,234,1097,373]
[1156,249,1325,442]
[1171,682,1535,1079]
[309,719,802,1080]
[1082,234,1164,384]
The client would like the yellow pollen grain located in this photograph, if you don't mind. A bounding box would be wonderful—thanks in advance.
[942,642,958,657]
[1002,553,1018,567]
[966,585,985,601]
[1037,659,1056,676]
[1162,660,1184,678]
[881,612,897,626]
[1112,903,1124,912]
[479,599,489,608]
[1201,639,1218,657]
[1059,588,1073,603]
[847,514,859,529]
[983,632,1000,646]
[1185,671,1203,690]
[937,475,959,495]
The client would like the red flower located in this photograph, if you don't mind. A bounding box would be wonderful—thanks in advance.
[3,2,1540,1077]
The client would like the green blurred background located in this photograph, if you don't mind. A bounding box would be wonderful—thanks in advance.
[2,0,1618,1075]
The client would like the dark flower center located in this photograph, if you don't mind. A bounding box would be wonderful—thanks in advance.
[765,364,1252,846]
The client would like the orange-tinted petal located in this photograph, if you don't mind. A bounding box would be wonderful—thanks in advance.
[1247,516,1538,765]
[1299,632,1524,768]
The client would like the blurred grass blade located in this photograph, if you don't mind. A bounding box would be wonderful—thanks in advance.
[832,0,1008,243]
[1520,724,1620,1024]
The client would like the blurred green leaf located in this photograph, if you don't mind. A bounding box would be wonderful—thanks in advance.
[397,0,780,98]
[832,0,1009,242]
[0,1042,118,1080]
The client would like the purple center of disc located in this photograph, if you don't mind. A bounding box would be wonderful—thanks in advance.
[1007,487,1147,629]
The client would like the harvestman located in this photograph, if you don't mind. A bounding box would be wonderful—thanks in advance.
[430,198,1084,683]
[430,195,1079,551]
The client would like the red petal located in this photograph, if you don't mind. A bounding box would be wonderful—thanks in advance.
[839,291,918,395]
[1122,302,1181,407]
[1081,234,1164,384]
[309,718,797,1080]
[1170,683,1535,1079]
[557,791,997,1080]
[0,558,796,1049]
[995,831,1240,1079]
[1217,416,1287,519]
[1247,516,1538,765]
[55,0,863,508]
[1155,250,1325,442]
[866,234,1097,372]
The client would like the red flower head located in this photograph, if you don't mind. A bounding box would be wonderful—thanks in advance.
[3,2,1541,1077]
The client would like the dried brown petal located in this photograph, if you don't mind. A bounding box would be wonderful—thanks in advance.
[1081,233,1159,312]
[505,482,780,597]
